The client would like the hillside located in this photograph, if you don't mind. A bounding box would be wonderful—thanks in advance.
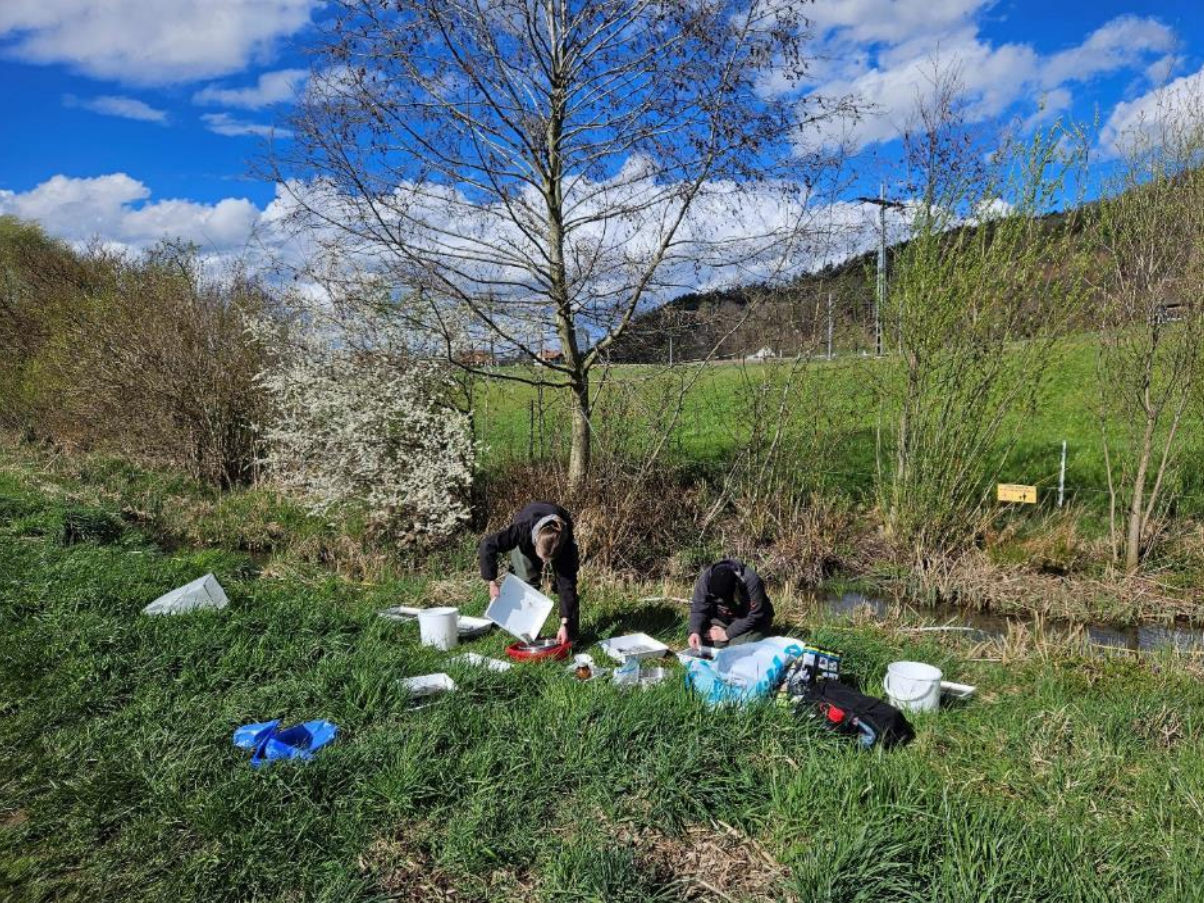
[606,207,1084,364]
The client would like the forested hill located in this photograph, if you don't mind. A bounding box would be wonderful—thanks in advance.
[605,207,1083,364]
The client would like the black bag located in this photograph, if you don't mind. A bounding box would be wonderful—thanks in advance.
[799,680,915,749]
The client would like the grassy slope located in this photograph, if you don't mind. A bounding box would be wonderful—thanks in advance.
[476,335,1204,518]
[3,451,1204,901]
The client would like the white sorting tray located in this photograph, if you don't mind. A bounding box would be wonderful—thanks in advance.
[378,606,422,622]
[940,680,977,701]
[451,652,512,672]
[457,615,494,638]
[598,633,671,663]
[400,673,458,697]
[484,576,554,642]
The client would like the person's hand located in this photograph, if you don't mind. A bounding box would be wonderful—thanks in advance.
[708,625,728,643]
[688,632,702,651]
[488,579,501,600]
[556,623,570,646]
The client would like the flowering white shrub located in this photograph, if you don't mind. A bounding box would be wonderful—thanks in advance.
[256,334,475,546]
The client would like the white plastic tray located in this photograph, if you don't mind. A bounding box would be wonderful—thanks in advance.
[598,633,670,663]
[484,576,554,642]
[451,652,512,672]
[378,606,422,622]
[940,680,977,700]
[400,673,458,697]
[457,615,494,638]
[143,574,228,615]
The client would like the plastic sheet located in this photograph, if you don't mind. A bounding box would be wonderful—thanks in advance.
[684,637,804,706]
[233,719,338,767]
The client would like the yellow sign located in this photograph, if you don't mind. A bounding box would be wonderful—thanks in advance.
[997,483,1037,504]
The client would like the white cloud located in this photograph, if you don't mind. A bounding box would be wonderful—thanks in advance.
[202,113,293,139]
[62,94,168,123]
[803,12,1179,151]
[0,0,318,85]
[193,68,308,109]
[0,173,266,254]
[1100,66,1204,157]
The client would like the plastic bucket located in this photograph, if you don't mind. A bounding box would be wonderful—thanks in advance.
[418,607,459,650]
[884,660,943,713]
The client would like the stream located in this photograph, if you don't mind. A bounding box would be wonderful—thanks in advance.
[820,590,1204,653]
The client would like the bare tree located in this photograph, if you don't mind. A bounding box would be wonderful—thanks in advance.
[1092,96,1204,573]
[277,0,852,489]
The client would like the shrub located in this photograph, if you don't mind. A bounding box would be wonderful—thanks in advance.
[257,330,475,548]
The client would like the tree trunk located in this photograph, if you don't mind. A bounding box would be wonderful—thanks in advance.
[568,373,591,492]
[1125,414,1156,573]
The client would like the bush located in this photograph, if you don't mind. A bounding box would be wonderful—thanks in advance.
[0,226,273,487]
[257,331,475,549]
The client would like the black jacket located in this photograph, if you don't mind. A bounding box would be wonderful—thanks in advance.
[478,501,580,630]
[689,559,773,640]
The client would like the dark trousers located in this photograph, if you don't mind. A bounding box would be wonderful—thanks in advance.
[700,617,764,648]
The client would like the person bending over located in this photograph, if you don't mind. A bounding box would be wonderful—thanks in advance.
[687,558,773,650]
[478,501,580,645]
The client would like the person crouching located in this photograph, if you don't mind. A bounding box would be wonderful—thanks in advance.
[687,558,773,650]
[478,501,580,646]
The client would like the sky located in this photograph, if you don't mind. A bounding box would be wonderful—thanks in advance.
[1,0,1202,269]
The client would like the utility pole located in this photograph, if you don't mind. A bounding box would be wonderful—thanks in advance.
[856,185,906,357]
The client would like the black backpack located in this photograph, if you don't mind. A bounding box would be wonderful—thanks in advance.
[798,680,915,749]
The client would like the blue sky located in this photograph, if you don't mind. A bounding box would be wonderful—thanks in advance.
[1,0,1201,260]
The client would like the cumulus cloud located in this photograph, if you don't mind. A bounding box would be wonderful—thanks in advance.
[0,173,267,254]
[193,68,309,109]
[1100,66,1204,157]
[202,113,293,139]
[0,0,318,85]
[801,11,1178,151]
[62,94,168,123]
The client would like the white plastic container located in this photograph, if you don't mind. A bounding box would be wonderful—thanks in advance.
[143,574,228,615]
[400,673,457,696]
[484,576,554,642]
[598,633,670,663]
[451,652,512,672]
[417,606,459,650]
[884,660,943,713]
[457,615,494,638]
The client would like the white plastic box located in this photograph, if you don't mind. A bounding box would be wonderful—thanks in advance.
[484,576,554,641]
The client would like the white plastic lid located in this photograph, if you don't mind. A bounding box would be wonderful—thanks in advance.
[484,575,554,641]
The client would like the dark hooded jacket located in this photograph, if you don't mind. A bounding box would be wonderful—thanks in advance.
[478,501,580,632]
[689,559,773,640]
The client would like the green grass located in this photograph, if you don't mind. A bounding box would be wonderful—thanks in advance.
[475,335,1204,519]
[4,453,1204,901]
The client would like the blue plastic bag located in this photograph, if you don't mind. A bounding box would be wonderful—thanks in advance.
[233,719,338,767]
[684,638,803,707]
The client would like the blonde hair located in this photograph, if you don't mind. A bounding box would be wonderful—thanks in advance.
[534,519,564,561]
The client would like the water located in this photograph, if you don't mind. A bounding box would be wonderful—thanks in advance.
[816,591,1204,654]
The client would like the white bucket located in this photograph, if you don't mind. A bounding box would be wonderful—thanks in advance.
[884,660,943,713]
[417,607,459,650]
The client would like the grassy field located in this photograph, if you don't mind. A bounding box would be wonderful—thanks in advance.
[4,446,1204,901]
[476,335,1204,518]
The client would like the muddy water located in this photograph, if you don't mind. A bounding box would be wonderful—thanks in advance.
[818,591,1204,653]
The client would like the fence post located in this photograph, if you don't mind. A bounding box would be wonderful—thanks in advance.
[527,399,535,461]
[1057,440,1067,508]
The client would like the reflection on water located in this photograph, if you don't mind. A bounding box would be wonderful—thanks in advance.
[819,591,1204,654]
